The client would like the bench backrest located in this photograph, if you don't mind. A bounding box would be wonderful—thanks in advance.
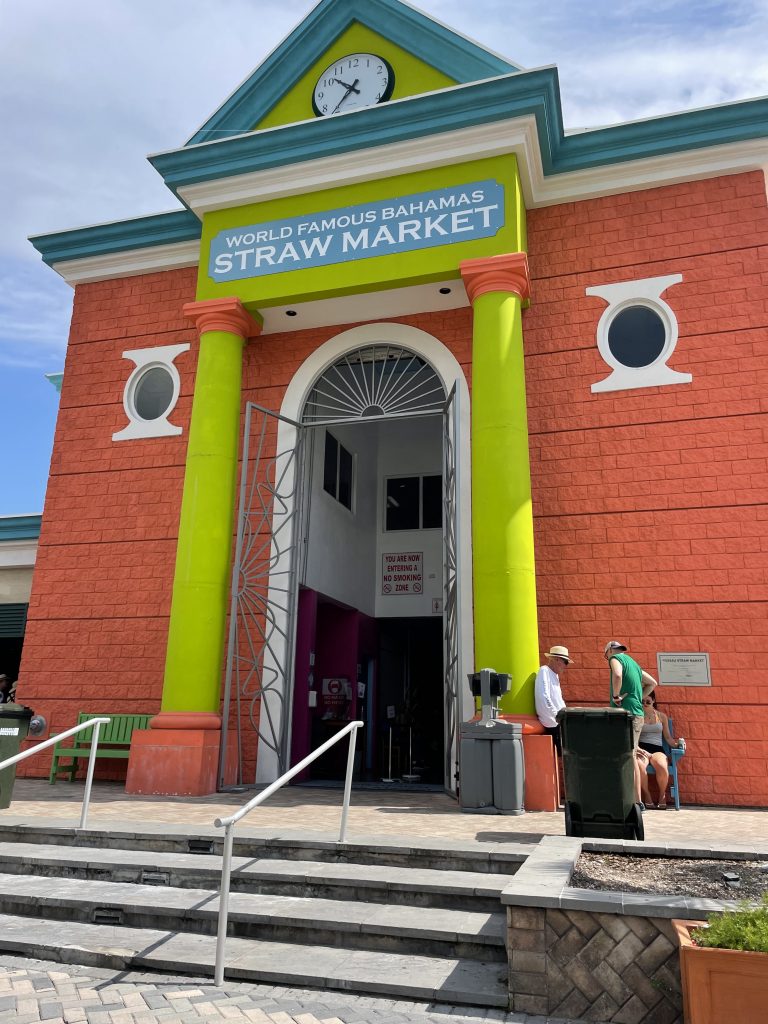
[74,712,152,745]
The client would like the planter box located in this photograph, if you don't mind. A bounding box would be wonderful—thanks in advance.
[674,919,768,1024]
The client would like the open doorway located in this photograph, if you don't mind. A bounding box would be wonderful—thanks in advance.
[222,331,469,791]
[376,616,443,784]
[290,407,446,785]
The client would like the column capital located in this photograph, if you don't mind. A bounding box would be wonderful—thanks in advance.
[183,297,263,339]
[460,253,530,304]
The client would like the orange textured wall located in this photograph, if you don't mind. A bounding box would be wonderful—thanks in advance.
[524,170,768,806]
[17,268,199,777]
[19,169,767,807]
[17,274,472,781]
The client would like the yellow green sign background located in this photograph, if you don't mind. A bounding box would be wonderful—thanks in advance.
[197,155,525,309]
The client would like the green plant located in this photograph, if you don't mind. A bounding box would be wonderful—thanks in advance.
[692,895,768,953]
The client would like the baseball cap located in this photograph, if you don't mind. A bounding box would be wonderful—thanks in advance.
[604,640,627,655]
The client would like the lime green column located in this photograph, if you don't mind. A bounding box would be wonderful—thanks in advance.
[161,298,262,714]
[460,254,539,713]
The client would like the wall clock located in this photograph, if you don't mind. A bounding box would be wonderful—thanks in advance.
[312,53,395,117]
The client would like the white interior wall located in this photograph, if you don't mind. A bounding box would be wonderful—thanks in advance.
[303,421,379,615]
[375,416,443,618]
[303,415,443,619]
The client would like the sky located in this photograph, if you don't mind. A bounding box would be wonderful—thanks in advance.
[1,0,767,515]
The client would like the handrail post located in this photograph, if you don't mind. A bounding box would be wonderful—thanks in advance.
[79,720,103,831]
[212,720,363,986]
[214,822,234,986]
[339,724,358,843]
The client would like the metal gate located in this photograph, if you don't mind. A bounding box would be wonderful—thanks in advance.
[218,402,305,789]
[442,383,462,794]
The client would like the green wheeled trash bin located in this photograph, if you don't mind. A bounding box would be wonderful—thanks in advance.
[0,703,34,809]
[557,706,644,841]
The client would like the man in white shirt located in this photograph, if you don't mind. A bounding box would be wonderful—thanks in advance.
[534,645,572,755]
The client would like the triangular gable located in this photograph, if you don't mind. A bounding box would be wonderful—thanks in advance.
[187,0,519,145]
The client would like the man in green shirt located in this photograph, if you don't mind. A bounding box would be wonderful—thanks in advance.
[604,640,658,803]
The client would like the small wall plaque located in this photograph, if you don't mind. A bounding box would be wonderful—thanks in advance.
[656,652,711,686]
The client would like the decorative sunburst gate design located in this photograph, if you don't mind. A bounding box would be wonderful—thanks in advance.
[219,403,306,787]
[303,345,446,423]
[220,345,461,792]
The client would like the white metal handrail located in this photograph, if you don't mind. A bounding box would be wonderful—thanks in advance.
[213,719,363,985]
[0,717,111,831]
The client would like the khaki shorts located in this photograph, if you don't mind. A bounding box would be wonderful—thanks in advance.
[631,716,644,749]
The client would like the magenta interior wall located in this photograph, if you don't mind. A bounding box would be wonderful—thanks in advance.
[290,587,318,770]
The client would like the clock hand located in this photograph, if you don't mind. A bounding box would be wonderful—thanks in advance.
[331,78,361,114]
[333,78,361,94]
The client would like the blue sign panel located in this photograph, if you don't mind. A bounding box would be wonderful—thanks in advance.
[208,179,505,282]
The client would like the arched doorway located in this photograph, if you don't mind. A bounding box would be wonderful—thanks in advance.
[219,323,473,791]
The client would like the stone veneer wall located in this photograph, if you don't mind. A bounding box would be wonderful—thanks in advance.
[508,905,682,1023]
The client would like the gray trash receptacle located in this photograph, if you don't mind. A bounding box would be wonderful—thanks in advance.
[0,703,33,809]
[459,719,524,815]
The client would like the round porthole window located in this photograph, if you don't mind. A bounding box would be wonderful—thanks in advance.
[132,365,175,421]
[607,305,667,369]
[112,342,190,442]
[586,274,692,393]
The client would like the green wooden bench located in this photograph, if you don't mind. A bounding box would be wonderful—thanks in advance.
[49,712,152,784]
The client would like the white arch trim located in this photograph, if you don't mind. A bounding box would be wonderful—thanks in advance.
[254,322,475,784]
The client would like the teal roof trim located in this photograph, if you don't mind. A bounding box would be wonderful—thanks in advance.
[557,96,768,171]
[159,69,562,190]
[188,0,518,146]
[153,68,768,193]
[0,516,42,542]
[30,209,201,268]
[29,71,768,271]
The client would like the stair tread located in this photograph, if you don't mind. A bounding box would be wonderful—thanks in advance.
[0,913,509,1007]
[0,820,530,864]
[0,842,512,894]
[0,872,505,943]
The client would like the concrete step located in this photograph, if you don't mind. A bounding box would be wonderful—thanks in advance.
[0,820,529,874]
[0,841,511,910]
[0,872,506,960]
[0,913,510,1007]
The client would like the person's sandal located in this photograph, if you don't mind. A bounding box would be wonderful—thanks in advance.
[656,801,667,810]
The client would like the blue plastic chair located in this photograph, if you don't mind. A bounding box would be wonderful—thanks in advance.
[646,717,685,809]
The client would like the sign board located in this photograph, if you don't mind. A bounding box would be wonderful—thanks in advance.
[656,653,711,686]
[382,552,423,595]
[320,677,352,719]
[209,179,504,282]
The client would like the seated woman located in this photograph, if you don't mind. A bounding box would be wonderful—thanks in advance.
[639,694,682,809]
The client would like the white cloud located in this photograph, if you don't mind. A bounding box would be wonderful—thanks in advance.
[1,0,766,368]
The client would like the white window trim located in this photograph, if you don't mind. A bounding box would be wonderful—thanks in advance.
[112,343,190,441]
[587,274,691,393]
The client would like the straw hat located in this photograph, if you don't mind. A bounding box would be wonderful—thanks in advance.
[545,645,573,664]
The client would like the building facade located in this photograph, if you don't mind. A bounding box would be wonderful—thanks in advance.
[23,0,768,805]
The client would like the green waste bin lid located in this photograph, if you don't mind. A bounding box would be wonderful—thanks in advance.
[0,703,33,720]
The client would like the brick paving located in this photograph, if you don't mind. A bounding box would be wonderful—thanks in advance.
[0,956,585,1024]
[6,778,768,846]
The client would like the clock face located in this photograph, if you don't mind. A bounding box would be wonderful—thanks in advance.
[312,53,394,117]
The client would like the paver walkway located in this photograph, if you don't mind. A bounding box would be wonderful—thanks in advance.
[0,955,584,1024]
[6,778,768,846]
